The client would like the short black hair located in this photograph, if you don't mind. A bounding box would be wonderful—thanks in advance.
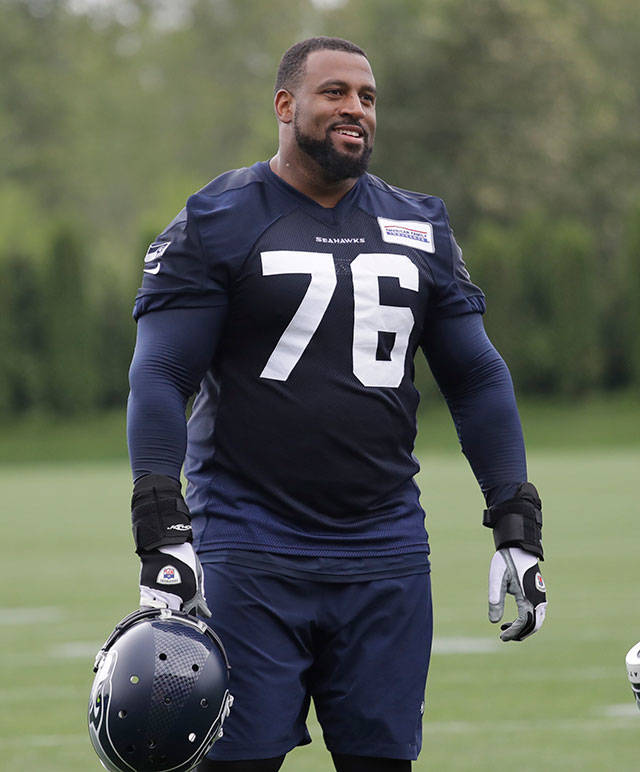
[274,36,368,95]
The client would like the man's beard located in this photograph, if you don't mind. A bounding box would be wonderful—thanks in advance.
[294,117,372,182]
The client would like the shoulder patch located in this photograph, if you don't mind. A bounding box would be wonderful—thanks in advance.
[377,217,435,253]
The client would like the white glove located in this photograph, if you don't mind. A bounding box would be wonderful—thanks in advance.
[488,547,547,641]
[139,542,211,618]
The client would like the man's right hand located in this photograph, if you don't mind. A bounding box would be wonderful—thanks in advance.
[139,542,211,617]
[131,474,211,617]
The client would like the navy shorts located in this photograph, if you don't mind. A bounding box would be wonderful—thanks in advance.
[201,559,432,761]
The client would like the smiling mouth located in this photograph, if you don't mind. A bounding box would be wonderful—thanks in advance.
[333,125,365,141]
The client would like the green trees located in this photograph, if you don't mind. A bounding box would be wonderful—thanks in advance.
[465,214,603,396]
[1,0,639,417]
[0,224,134,419]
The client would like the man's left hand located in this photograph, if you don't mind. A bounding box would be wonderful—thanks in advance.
[488,547,547,641]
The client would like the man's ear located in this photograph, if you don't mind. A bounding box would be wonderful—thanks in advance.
[274,88,294,124]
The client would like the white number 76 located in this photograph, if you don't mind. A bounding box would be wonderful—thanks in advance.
[260,250,419,388]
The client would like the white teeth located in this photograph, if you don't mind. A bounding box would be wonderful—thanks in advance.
[336,129,361,137]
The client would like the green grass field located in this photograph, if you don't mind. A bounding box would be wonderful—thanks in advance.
[1,399,638,770]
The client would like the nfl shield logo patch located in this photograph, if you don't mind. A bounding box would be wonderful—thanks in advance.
[157,564,182,585]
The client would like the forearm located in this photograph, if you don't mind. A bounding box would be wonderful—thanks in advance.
[127,305,227,481]
[421,313,527,507]
[127,371,188,481]
[445,348,526,507]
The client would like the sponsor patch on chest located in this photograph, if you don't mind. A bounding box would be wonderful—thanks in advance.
[377,217,435,253]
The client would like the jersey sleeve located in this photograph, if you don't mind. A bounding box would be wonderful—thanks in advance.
[421,312,527,507]
[127,305,227,481]
[427,201,486,319]
[133,196,228,321]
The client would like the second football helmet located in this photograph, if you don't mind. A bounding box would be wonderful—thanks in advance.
[626,641,640,711]
[88,607,233,771]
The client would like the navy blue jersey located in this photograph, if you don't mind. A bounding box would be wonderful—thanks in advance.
[133,162,488,556]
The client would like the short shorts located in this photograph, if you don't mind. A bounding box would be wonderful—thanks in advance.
[200,558,432,762]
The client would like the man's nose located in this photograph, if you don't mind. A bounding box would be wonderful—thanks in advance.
[339,91,366,118]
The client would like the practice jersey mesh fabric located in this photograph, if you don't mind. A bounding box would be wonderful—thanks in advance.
[132,162,495,557]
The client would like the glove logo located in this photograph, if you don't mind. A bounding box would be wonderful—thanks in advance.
[535,571,546,592]
[157,565,182,585]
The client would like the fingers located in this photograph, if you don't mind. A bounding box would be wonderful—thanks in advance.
[499,609,535,641]
[488,547,548,642]
[183,592,212,619]
[139,585,182,611]
[488,550,507,623]
[488,600,505,624]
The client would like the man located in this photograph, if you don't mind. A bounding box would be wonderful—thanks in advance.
[127,37,547,772]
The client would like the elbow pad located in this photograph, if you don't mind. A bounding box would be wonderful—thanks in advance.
[483,482,543,560]
[131,474,192,554]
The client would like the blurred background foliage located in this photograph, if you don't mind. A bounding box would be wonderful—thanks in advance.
[1,0,639,419]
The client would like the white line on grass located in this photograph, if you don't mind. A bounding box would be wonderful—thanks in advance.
[50,641,102,659]
[422,716,638,734]
[435,665,620,683]
[431,637,500,654]
[33,637,499,661]
[0,685,85,703]
[0,607,64,625]
[0,734,87,749]
[602,703,639,717]
[0,641,101,666]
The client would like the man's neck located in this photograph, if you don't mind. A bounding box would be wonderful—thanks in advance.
[269,153,358,209]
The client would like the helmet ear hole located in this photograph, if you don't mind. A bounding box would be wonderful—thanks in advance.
[88,608,232,772]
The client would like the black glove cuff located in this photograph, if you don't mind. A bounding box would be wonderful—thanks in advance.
[483,482,544,560]
[131,474,192,554]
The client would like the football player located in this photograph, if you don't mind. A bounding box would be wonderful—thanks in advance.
[127,37,547,772]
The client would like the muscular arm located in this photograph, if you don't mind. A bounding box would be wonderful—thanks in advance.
[421,313,527,508]
[127,306,228,481]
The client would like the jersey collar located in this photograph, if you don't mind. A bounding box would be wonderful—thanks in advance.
[258,161,364,227]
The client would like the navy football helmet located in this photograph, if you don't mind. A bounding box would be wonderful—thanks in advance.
[88,607,233,771]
